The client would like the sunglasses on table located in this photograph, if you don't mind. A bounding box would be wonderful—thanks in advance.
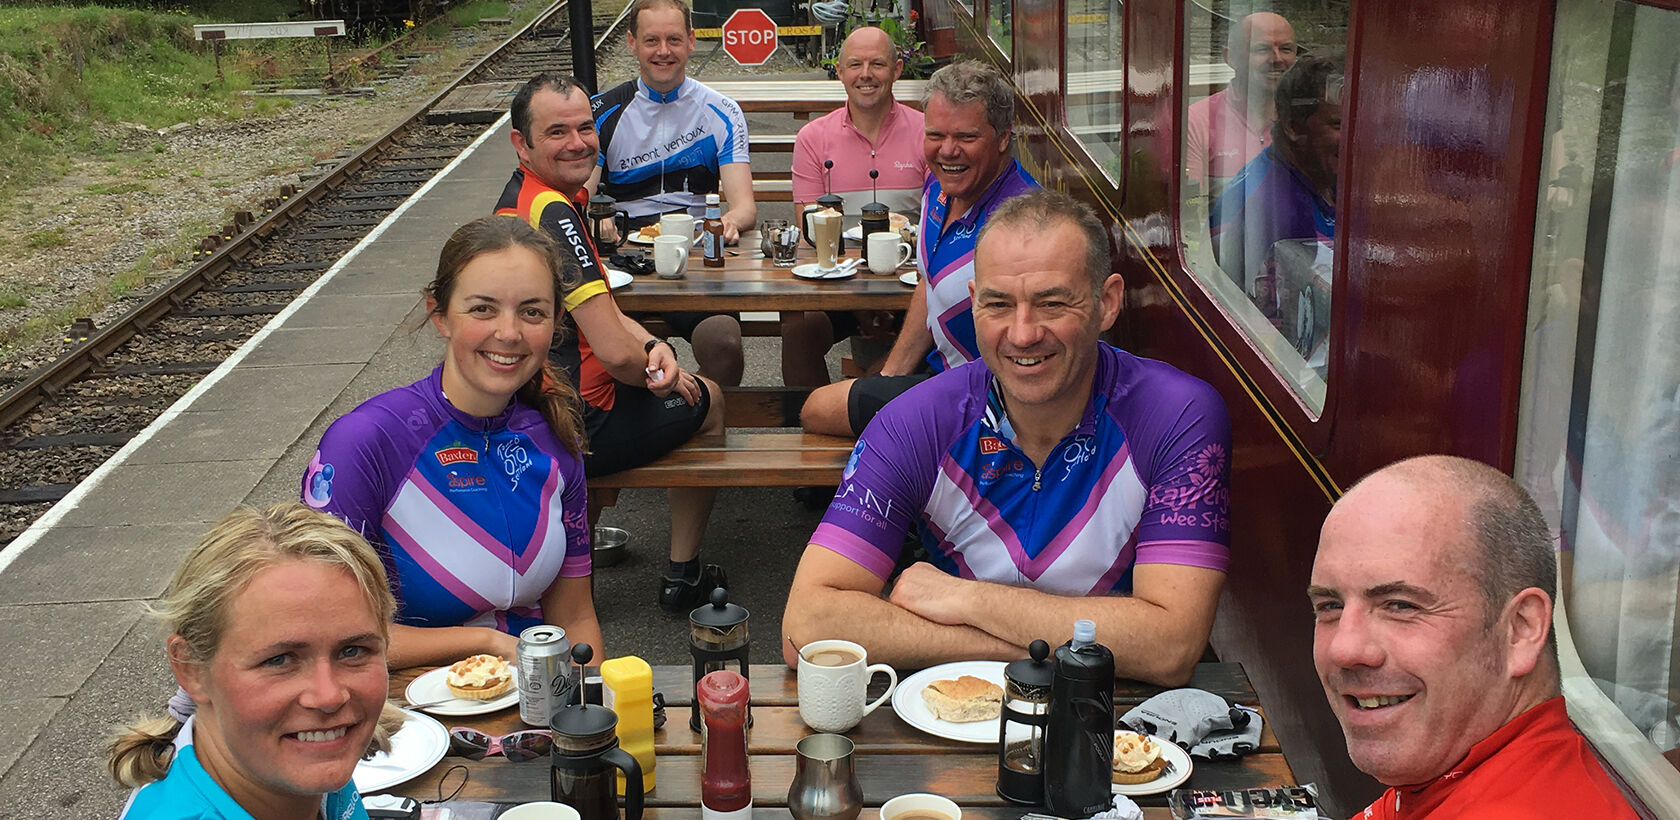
[447,728,553,762]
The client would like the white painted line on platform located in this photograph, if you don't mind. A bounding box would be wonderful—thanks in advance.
[0,113,513,577]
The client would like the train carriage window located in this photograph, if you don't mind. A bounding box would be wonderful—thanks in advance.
[1516,0,1680,807]
[1177,3,1349,414]
[1064,0,1125,181]
[988,0,1012,51]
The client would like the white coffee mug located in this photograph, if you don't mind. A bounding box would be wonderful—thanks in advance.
[867,231,913,275]
[500,802,582,820]
[653,234,690,279]
[797,639,897,733]
[659,213,697,242]
[881,793,962,820]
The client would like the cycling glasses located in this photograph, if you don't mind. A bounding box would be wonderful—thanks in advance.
[447,728,553,762]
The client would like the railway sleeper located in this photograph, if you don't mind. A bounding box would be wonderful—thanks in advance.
[0,485,75,506]
[8,432,134,450]
[178,304,288,319]
[96,362,222,378]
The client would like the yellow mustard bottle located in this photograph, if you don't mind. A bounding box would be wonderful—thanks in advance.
[600,655,656,794]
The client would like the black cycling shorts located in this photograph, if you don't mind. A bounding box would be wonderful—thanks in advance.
[582,379,712,478]
[846,372,932,436]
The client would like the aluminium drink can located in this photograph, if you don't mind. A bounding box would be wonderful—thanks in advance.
[517,624,573,727]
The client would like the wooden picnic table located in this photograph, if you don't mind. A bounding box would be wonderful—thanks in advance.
[387,662,1295,817]
[704,80,929,116]
[609,232,915,313]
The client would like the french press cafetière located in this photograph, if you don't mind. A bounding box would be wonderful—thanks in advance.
[996,639,1053,804]
[689,587,751,731]
[551,643,644,820]
[587,193,630,256]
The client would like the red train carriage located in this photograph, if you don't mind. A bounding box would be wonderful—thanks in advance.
[926,0,1680,813]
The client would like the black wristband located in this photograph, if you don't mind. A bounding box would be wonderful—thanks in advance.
[644,338,671,355]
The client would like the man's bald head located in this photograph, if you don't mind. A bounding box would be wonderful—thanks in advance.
[1345,455,1557,642]
[836,25,902,115]
[1226,12,1298,99]
[840,25,894,64]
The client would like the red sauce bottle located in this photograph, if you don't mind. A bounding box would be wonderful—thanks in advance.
[698,669,751,818]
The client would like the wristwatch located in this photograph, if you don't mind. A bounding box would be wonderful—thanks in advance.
[644,338,672,355]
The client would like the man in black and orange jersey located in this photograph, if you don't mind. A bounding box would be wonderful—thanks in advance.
[496,72,727,613]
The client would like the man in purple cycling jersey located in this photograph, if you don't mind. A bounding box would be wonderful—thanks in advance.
[782,190,1232,686]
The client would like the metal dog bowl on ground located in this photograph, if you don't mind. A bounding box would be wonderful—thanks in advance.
[593,526,630,567]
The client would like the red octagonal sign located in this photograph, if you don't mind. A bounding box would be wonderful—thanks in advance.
[721,8,777,66]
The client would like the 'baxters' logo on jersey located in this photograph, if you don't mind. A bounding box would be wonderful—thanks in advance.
[435,444,479,466]
[978,436,1008,455]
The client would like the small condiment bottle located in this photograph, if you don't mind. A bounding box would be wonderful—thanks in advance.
[702,194,725,268]
[600,655,656,794]
[698,669,751,820]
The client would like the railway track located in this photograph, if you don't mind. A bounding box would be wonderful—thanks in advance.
[0,0,631,545]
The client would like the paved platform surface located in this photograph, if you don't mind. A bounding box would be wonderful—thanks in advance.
[0,86,844,817]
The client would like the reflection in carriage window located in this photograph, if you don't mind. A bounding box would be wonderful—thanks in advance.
[988,0,1011,51]
[1064,0,1125,180]
[1178,3,1349,414]
[1516,0,1680,799]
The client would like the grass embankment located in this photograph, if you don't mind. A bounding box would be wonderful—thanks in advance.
[0,1,519,357]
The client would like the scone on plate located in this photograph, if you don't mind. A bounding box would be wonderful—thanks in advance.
[889,212,911,231]
[1112,730,1168,785]
[446,654,512,700]
[920,675,1003,723]
[638,222,662,238]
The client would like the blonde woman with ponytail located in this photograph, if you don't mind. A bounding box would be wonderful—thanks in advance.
[110,502,397,819]
[302,215,604,668]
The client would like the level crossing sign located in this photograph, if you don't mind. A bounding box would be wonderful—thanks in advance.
[721,9,778,66]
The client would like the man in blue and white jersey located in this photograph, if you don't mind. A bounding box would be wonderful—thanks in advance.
[782,191,1232,687]
[800,60,1040,437]
[587,0,750,386]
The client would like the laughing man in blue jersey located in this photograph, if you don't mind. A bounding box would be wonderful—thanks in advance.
[782,191,1232,686]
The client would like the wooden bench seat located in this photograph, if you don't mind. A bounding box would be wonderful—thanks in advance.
[589,387,848,491]
[590,430,852,489]
[750,133,798,152]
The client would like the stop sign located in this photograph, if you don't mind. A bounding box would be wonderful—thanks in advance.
[721,8,777,66]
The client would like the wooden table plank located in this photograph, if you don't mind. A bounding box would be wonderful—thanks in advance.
[704,80,928,114]
[610,240,913,312]
[388,663,1294,813]
[400,746,1293,807]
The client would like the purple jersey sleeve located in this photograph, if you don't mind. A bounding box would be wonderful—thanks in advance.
[1112,356,1233,570]
[558,435,592,578]
[810,375,973,579]
[303,402,417,549]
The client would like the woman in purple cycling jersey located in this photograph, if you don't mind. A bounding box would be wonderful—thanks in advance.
[303,216,605,668]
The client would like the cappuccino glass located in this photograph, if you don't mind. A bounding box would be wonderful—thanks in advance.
[866,231,913,275]
[809,210,842,271]
[659,213,696,242]
[653,235,690,279]
[797,639,896,733]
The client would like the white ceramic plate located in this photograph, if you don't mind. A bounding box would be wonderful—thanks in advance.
[627,230,655,245]
[899,271,919,287]
[890,660,1007,744]
[844,221,917,241]
[793,262,858,281]
[606,268,633,290]
[403,665,519,716]
[353,709,448,794]
[1111,733,1194,796]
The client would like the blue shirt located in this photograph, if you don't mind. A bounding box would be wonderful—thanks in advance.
[592,77,751,220]
[919,159,1040,371]
[815,345,1232,593]
[120,718,369,820]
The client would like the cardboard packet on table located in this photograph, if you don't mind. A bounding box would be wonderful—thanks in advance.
[1168,784,1331,819]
